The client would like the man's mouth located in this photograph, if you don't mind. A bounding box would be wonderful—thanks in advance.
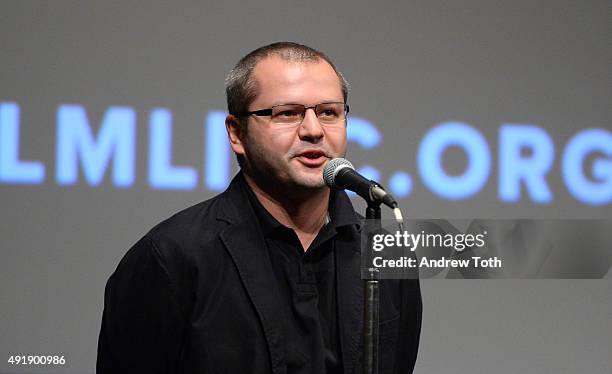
[295,150,327,166]
[300,150,325,159]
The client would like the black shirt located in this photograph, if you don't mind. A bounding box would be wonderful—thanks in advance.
[240,178,359,374]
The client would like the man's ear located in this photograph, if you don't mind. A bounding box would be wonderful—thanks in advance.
[225,115,245,156]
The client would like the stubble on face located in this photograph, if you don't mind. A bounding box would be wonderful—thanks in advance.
[242,132,343,190]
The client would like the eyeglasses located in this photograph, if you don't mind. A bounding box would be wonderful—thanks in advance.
[238,102,349,126]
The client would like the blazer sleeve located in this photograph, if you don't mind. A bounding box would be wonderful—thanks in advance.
[97,235,185,374]
[395,278,423,373]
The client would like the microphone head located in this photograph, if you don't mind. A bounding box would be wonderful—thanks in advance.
[323,158,354,189]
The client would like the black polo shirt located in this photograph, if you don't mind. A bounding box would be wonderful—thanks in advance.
[240,178,359,374]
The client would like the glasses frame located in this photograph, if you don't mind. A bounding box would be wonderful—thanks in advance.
[237,102,350,126]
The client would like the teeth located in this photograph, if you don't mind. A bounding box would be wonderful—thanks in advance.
[300,152,323,159]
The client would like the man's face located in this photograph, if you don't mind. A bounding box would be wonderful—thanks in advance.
[231,56,347,190]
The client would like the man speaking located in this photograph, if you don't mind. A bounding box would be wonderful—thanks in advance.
[97,42,422,374]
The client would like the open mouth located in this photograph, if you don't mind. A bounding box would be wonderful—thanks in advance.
[296,150,327,166]
[300,151,325,159]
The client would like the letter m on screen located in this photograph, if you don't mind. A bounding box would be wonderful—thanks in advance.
[56,105,136,187]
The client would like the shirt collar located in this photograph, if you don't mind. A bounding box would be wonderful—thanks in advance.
[237,172,359,236]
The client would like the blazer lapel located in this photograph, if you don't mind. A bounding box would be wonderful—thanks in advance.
[336,231,364,374]
[216,175,287,374]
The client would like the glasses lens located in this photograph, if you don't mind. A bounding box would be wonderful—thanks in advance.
[271,104,304,125]
[269,103,347,126]
[316,103,346,125]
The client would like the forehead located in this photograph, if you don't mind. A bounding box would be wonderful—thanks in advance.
[250,55,343,107]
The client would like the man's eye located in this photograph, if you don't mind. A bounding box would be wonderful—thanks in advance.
[319,109,339,117]
[277,110,299,117]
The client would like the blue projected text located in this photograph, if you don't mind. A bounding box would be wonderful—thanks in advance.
[0,102,610,205]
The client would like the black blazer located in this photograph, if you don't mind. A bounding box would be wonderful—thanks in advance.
[97,174,422,374]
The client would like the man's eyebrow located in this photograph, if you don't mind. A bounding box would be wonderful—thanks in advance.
[268,99,344,106]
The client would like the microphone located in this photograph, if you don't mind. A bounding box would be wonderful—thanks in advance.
[323,158,403,222]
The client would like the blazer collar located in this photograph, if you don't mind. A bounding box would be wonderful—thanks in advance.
[216,172,360,229]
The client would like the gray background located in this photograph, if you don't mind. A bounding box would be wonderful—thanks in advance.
[1,1,610,373]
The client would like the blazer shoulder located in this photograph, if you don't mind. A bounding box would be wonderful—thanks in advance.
[142,193,229,265]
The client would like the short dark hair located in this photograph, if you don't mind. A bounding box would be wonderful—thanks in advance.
[225,42,349,119]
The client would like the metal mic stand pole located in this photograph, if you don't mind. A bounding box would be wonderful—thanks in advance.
[363,201,381,374]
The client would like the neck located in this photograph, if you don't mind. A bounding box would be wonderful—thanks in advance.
[243,173,329,250]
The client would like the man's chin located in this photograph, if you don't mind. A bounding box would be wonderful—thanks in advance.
[289,173,327,190]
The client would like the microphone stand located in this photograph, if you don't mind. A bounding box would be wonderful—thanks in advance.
[363,201,381,374]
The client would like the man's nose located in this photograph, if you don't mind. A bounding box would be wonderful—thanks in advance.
[297,108,324,141]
